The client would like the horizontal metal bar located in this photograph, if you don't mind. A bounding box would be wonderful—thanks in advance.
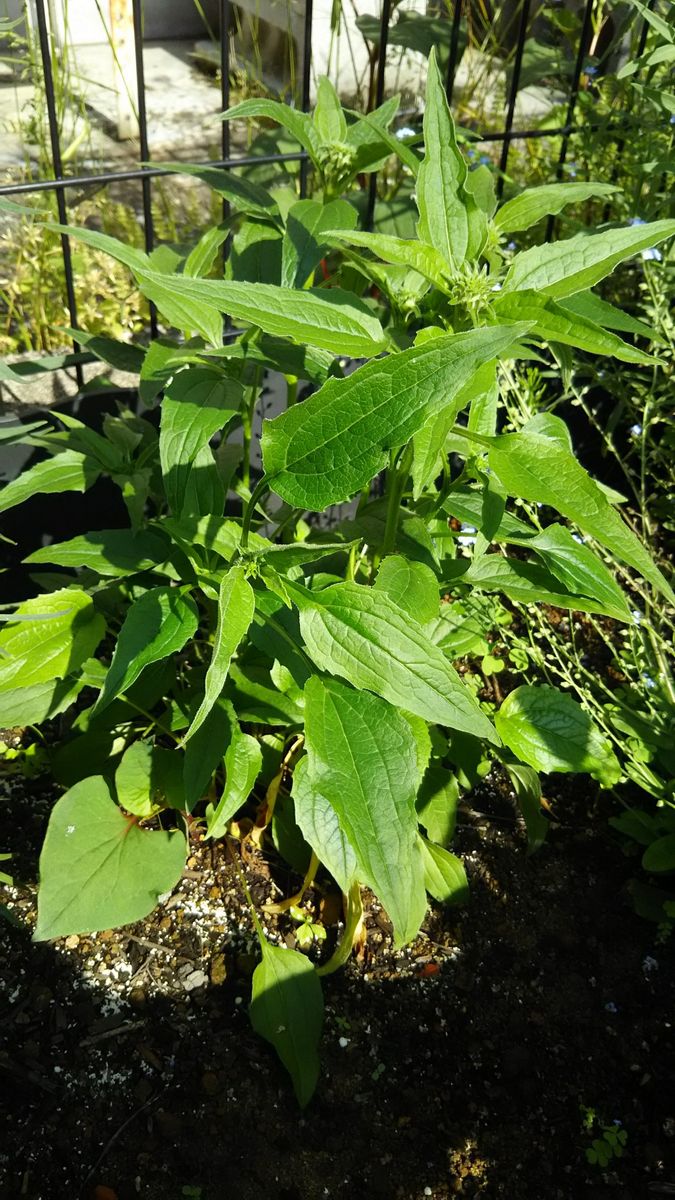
[0,152,309,197]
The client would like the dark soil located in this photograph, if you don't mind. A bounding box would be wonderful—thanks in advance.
[1,766,674,1200]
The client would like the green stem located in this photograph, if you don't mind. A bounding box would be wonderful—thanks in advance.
[381,443,413,560]
[241,475,270,550]
[285,374,298,407]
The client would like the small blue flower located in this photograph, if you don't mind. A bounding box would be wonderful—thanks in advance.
[631,609,642,625]
[572,533,585,544]
[490,282,502,292]
[629,217,646,226]
[641,247,662,261]
[396,126,416,141]
[467,148,476,159]
[507,241,517,251]
[583,65,598,77]
[479,154,490,165]
[605,1001,618,1014]
[642,673,656,690]
[670,114,675,125]
[630,423,643,436]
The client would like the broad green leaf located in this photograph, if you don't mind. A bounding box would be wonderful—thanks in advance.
[159,367,241,516]
[484,431,675,604]
[525,524,631,620]
[185,566,255,741]
[416,766,459,846]
[494,182,617,235]
[313,76,347,144]
[443,487,534,541]
[94,586,199,713]
[304,676,427,947]
[222,98,320,158]
[0,590,104,691]
[0,449,100,515]
[184,223,231,279]
[559,291,663,342]
[642,835,675,874]
[25,527,171,577]
[502,761,548,852]
[151,161,280,222]
[138,272,386,358]
[169,441,225,520]
[495,685,621,787]
[426,601,490,659]
[291,755,357,893]
[115,741,159,818]
[462,554,630,620]
[493,290,655,365]
[281,199,357,289]
[465,164,497,218]
[503,219,675,298]
[205,713,262,838]
[323,228,453,291]
[419,836,468,905]
[262,324,528,510]
[227,661,304,726]
[249,937,323,1107]
[43,222,150,273]
[374,555,439,624]
[34,777,185,940]
[417,47,486,267]
[0,674,86,727]
[291,581,498,742]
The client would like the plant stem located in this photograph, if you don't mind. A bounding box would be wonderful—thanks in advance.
[381,443,413,560]
[241,475,270,549]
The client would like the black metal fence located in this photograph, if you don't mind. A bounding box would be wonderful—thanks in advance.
[0,0,657,387]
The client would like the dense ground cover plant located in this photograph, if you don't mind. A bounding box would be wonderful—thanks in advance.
[2,52,674,1103]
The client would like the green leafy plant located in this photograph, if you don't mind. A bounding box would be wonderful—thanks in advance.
[2,48,674,1104]
[581,1105,628,1168]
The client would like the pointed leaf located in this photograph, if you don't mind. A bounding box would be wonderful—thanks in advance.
[417,48,486,267]
[503,219,675,298]
[0,674,86,727]
[0,449,100,515]
[493,290,656,365]
[184,697,233,811]
[496,685,621,787]
[249,938,323,1107]
[485,430,675,604]
[221,98,320,158]
[494,182,618,235]
[34,777,186,940]
[525,524,631,619]
[43,222,150,273]
[462,554,630,620]
[503,761,548,853]
[186,566,255,741]
[94,586,199,713]
[262,324,528,509]
[323,228,453,290]
[151,161,280,222]
[313,76,347,143]
[25,527,172,577]
[138,272,386,358]
[292,581,498,742]
[304,676,427,947]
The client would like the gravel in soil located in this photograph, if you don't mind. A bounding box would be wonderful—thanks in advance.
[1,768,674,1200]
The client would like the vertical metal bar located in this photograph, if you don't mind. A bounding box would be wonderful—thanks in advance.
[131,0,157,335]
[34,0,83,386]
[445,0,464,102]
[546,0,596,238]
[496,0,531,196]
[220,0,231,329]
[365,0,391,230]
[299,0,314,197]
